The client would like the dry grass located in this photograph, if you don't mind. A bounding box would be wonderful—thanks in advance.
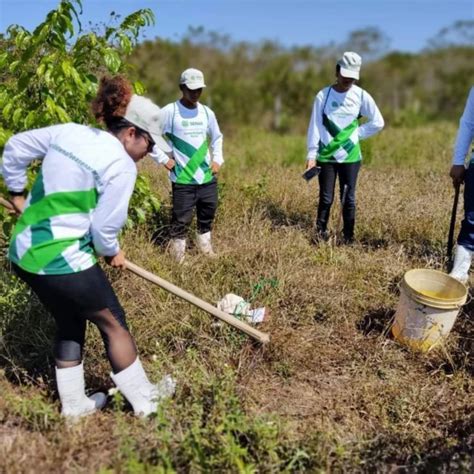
[0,122,472,472]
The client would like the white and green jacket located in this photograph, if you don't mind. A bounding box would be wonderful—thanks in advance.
[1,123,137,275]
[306,85,384,163]
[150,101,223,184]
[452,86,474,166]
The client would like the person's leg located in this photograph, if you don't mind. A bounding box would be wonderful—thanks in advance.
[456,163,474,251]
[451,163,474,282]
[196,179,218,256]
[337,161,361,242]
[73,265,175,417]
[11,265,106,418]
[170,183,197,239]
[170,183,197,262]
[85,308,136,373]
[62,264,137,373]
[315,162,337,239]
[52,314,105,418]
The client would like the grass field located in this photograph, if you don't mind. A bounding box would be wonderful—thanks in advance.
[0,122,472,472]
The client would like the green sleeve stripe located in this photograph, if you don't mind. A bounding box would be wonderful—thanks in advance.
[13,188,98,239]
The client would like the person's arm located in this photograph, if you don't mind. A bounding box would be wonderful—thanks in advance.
[207,109,224,173]
[90,170,136,263]
[450,87,474,186]
[452,87,474,166]
[306,92,323,168]
[359,91,384,140]
[1,125,63,193]
[149,146,175,170]
[149,106,175,170]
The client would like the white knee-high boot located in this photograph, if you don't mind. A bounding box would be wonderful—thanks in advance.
[55,363,107,418]
[196,231,217,257]
[449,245,472,284]
[170,238,186,264]
[111,357,176,417]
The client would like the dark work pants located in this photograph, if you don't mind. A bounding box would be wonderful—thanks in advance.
[170,179,218,239]
[316,161,361,239]
[458,162,474,251]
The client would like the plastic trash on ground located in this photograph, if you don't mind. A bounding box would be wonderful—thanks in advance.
[217,293,268,324]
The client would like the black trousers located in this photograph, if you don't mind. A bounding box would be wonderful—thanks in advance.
[13,263,127,361]
[316,161,361,239]
[458,162,474,251]
[170,179,218,239]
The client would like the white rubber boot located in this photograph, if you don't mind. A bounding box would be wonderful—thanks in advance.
[170,238,186,264]
[196,231,217,258]
[111,358,176,417]
[449,245,472,284]
[55,363,107,419]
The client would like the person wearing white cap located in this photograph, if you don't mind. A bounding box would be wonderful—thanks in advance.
[1,75,175,418]
[449,86,474,284]
[150,68,224,263]
[306,51,384,243]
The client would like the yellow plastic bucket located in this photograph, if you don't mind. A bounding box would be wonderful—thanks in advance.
[392,269,467,352]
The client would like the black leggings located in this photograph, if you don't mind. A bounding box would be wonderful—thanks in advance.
[316,161,361,239]
[13,263,137,372]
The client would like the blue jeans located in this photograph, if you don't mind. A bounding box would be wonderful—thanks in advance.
[457,162,474,251]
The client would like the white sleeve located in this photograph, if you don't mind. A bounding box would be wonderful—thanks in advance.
[207,109,224,165]
[452,87,474,166]
[90,170,136,256]
[359,91,384,140]
[306,93,323,160]
[1,125,63,192]
[149,145,172,165]
[149,105,173,165]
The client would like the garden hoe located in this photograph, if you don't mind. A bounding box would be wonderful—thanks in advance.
[0,197,270,344]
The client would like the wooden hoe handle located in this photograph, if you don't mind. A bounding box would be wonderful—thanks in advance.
[0,197,270,344]
[125,260,270,345]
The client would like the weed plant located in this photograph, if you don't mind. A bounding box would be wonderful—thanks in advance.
[0,123,472,472]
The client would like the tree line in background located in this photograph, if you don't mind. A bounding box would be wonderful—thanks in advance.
[130,21,474,133]
[0,0,472,141]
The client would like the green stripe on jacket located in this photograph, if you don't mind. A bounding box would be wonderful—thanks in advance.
[318,116,361,163]
[166,132,213,184]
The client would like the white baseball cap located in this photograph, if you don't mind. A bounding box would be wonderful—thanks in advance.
[124,95,171,152]
[337,52,362,80]
[179,68,206,90]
